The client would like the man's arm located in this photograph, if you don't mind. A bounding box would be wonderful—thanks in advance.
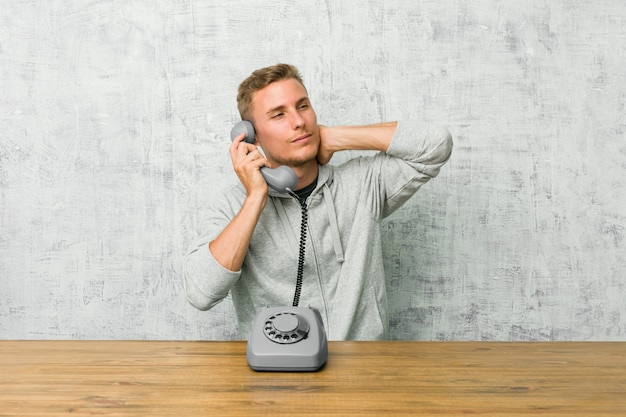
[318,120,452,220]
[209,133,269,272]
[208,193,265,272]
[317,122,398,165]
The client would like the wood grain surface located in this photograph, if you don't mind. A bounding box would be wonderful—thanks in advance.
[1,341,625,416]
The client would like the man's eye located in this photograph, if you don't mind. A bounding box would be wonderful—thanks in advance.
[272,113,284,119]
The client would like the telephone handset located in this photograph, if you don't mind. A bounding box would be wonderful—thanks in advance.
[230,121,298,194]
[246,306,328,372]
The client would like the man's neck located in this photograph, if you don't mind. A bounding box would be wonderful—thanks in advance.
[293,162,319,191]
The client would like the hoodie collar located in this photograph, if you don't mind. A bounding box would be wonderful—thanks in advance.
[269,164,344,262]
[267,164,332,199]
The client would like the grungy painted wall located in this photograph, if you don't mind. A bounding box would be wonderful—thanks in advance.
[1,1,625,340]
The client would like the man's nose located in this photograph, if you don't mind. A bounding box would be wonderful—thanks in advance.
[291,111,304,129]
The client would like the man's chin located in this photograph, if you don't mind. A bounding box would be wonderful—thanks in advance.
[278,157,318,169]
[270,150,319,168]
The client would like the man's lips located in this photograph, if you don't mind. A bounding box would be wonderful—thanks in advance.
[292,133,312,143]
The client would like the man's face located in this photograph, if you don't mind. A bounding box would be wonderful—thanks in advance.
[249,78,319,168]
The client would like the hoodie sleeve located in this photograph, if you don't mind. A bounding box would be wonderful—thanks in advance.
[182,190,243,311]
[378,120,453,217]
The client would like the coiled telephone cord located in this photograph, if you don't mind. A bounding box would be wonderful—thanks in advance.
[288,190,308,307]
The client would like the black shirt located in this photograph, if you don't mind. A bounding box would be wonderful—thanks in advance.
[293,177,318,203]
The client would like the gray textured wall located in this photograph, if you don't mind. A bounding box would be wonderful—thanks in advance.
[1,1,625,341]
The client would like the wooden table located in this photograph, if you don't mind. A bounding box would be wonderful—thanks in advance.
[1,341,625,416]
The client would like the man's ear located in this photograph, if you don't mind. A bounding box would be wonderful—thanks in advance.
[247,117,260,145]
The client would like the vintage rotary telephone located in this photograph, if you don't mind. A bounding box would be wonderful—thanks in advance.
[246,306,328,372]
[230,121,327,372]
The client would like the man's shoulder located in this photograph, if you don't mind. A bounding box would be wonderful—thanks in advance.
[207,182,247,211]
[325,151,388,175]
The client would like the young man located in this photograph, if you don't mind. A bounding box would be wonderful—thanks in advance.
[183,64,453,340]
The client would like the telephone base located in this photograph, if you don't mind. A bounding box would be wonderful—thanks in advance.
[246,306,328,372]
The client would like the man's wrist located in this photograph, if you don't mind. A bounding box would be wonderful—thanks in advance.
[325,122,397,153]
[243,191,267,212]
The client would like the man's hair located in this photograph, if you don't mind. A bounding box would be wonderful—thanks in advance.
[237,63,305,120]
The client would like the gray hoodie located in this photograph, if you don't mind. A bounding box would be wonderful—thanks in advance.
[183,120,453,340]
